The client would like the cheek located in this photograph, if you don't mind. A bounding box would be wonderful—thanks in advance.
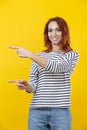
[59,35,62,40]
[60,34,62,38]
[48,33,51,38]
[57,31,62,36]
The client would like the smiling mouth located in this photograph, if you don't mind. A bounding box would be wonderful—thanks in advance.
[52,38,60,41]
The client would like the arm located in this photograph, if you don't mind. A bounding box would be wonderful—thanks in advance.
[29,61,39,93]
[28,51,79,73]
[45,51,79,73]
[27,51,79,74]
[9,46,79,73]
[30,52,72,73]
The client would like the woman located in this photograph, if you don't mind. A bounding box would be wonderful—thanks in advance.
[9,17,79,130]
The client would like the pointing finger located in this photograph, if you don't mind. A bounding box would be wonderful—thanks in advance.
[8,80,18,83]
[8,46,20,49]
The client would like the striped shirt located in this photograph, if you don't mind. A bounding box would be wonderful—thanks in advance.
[29,51,79,108]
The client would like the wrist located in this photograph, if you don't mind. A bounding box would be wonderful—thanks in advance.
[25,84,33,93]
[29,52,35,60]
[27,51,33,59]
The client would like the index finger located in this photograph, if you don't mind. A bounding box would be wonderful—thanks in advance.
[8,46,20,49]
[8,80,18,83]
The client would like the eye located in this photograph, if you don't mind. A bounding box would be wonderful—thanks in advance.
[56,28,61,32]
[48,29,52,32]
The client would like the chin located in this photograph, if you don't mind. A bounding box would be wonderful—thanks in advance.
[52,42,59,45]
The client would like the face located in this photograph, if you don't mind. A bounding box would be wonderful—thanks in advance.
[48,21,62,45]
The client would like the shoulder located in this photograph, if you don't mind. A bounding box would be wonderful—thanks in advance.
[65,50,79,55]
[64,50,79,60]
[64,50,79,59]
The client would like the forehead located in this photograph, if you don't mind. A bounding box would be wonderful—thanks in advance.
[48,21,59,28]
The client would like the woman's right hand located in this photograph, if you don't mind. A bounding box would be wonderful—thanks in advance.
[8,80,33,93]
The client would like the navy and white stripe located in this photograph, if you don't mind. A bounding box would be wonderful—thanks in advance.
[29,51,79,108]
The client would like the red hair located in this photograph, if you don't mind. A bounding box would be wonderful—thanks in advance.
[44,17,72,52]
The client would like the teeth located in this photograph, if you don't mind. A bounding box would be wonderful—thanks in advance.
[52,37,58,39]
[52,38,58,40]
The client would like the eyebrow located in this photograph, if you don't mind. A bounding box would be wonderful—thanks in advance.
[48,27,60,29]
[48,28,61,30]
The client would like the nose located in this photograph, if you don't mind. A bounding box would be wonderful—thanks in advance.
[52,30,57,36]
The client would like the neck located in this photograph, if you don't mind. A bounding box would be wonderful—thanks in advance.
[52,45,61,52]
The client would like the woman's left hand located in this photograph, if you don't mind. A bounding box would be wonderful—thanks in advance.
[9,46,32,58]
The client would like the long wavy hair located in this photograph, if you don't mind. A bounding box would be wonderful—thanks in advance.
[44,17,72,52]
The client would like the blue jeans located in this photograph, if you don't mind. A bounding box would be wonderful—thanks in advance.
[28,108,72,130]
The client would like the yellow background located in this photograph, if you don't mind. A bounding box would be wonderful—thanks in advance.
[0,0,87,130]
